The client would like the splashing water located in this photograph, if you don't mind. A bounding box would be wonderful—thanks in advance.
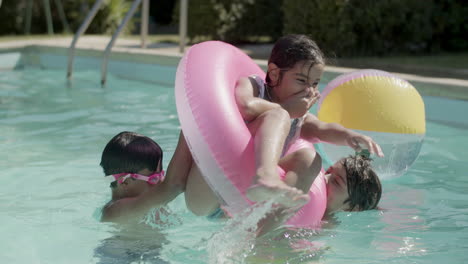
[141,207,183,229]
[206,194,330,264]
[207,199,278,264]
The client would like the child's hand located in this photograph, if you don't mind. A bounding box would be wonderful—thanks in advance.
[281,89,320,118]
[346,133,384,157]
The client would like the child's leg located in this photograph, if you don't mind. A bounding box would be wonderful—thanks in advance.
[168,131,220,216]
[246,108,308,206]
[256,149,322,236]
[279,148,322,194]
[184,163,220,216]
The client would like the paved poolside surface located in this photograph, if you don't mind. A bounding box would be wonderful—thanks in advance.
[1,35,467,90]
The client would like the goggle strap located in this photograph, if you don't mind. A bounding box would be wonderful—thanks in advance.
[108,170,165,185]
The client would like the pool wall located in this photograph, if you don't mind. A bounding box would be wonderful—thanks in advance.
[0,45,181,86]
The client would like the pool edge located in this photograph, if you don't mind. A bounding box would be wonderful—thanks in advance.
[1,43,468,100]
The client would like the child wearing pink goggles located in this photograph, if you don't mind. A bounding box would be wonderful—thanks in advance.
[99,131,190,223]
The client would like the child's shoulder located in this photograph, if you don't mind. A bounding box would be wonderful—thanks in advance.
[237,76,262,98]
[100,197,134,222]
[247,75,264,87]
[301,113,320,126]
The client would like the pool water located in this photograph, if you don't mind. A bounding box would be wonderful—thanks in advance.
[1,68,468,264]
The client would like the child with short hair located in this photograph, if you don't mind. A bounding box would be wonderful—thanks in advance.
[325,154,382,213]
[100,131,191,223]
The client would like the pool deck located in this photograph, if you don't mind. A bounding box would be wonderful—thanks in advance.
[1,35,467,91]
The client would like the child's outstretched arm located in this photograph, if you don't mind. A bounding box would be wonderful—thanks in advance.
[101,132,193,223]
[301,114,384,157]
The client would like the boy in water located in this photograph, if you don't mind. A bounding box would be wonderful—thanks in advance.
[324,154,381,214]
[256,152,382,235]
[99,131,191,223]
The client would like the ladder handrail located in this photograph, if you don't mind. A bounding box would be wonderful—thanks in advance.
[140,0,149,48]
[67,0,105,80]
[67,0,188,85]
[101,0,143,86]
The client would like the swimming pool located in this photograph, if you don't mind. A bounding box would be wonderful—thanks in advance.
[1,49,468,264]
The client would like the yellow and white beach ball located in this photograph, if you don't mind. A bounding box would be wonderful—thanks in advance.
[317,69,426,178]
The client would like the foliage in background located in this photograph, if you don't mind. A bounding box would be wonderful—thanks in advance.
[0,1,31,34]
[150,0,177,25]
[214,0,283,43]
[283,0,355,58]
[173,0,218,42]
[0,0,132,35]
[64,0,133,34]
[430,0,468,52]
[284,0,466,56]
[1,0,466,57]
[174,0,467,56]
[345,0,433,56]
[173,0,282,43]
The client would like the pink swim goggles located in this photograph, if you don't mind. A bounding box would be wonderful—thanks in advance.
[108,170,165,185]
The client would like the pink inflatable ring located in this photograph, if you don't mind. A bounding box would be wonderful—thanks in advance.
[175,41,327,228]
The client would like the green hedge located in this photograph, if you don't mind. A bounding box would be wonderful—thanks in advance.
[2,0,466,56]
[283,0,434,56]
[283,0,356,57]
[283,0,466,56]
[174,0,283,43]
[430,0,468,52]
[178,0,467,56]
[64,0,133,34]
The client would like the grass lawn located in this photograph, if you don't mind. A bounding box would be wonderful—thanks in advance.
[335,53,468,80]
[337,53,468,70]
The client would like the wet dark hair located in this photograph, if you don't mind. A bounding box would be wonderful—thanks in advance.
[342,155,382,211]
[266,34,325,86]
[100,131,163,176]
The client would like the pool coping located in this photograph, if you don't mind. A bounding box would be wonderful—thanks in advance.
[1,36,467,100]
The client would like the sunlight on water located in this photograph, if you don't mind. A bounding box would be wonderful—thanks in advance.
[1,68,468,263]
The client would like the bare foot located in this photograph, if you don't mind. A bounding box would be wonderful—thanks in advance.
[246,178,309,208]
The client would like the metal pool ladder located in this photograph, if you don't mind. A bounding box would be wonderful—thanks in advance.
[66,0,188,87]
